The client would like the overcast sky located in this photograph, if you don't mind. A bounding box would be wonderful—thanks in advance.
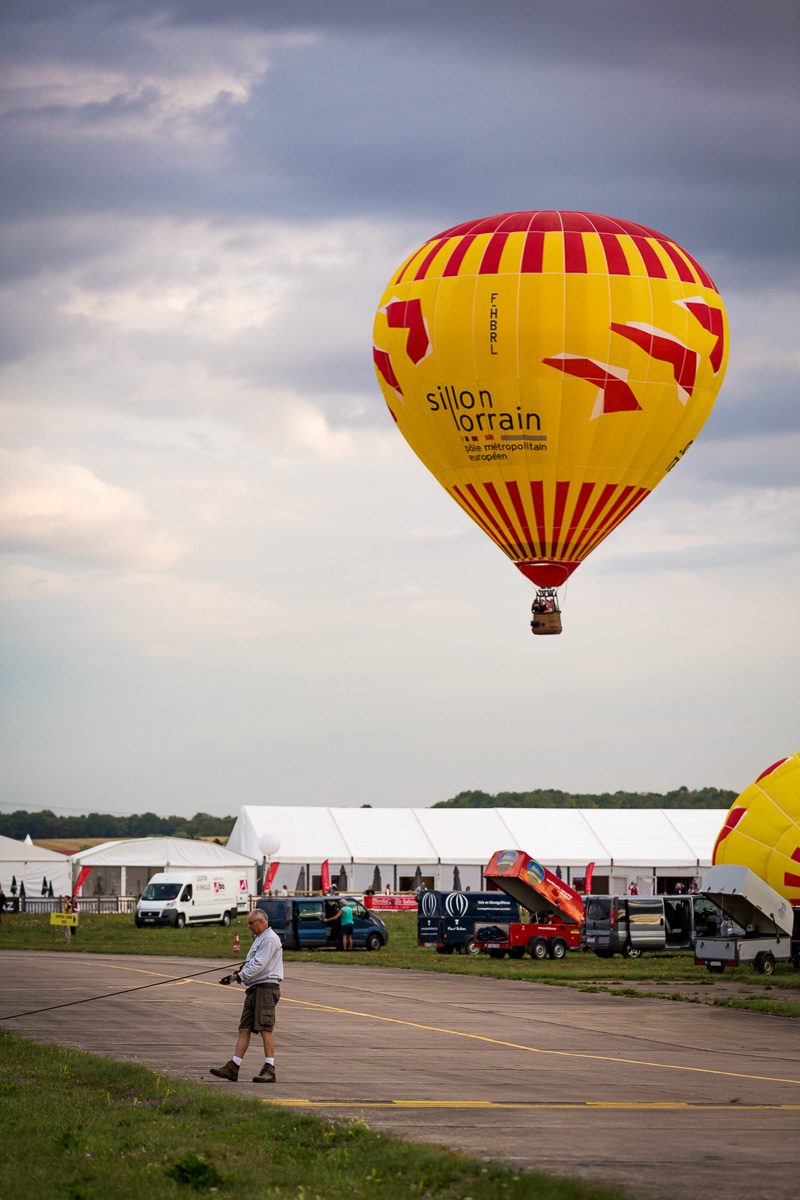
[1,0,798,817]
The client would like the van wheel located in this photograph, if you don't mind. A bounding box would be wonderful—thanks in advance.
[365,932,382,952]
[508,948,526,960]
[220,911,231,927]
[461,936,479,956]
[175,914,186,929]
[755,952,775,976]
[549,939,567,960]
[435,946,454,955]
[528,938,548,960]
[622,941,642,959]
[134,918,143,928]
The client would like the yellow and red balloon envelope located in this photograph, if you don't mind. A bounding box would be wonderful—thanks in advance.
[373,210,728,587]
[713,755,800,906]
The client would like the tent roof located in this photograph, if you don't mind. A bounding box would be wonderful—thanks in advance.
[69,837,256,868]
[0,834,71,863]
[226,806,728,869]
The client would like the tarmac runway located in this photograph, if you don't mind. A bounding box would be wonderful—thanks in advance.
[1,951,799,1199]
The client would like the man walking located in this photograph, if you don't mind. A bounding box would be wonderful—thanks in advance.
[210,907,283,1084]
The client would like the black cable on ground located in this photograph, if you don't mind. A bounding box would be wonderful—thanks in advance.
[0,962,244,1021]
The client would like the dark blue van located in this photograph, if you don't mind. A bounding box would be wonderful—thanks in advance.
[417,889,520,955]
[256,896,389,951]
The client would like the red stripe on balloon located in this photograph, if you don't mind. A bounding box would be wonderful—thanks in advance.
[479,232,510,275]
[632,237,668,279]
[442,236,475,278]
[558,482,595,558]
[464,483,508,542]
[564,231,587,274]
[529,481,548,555]
[570,485,617,552]
[659,240,697,283]
[484,482,527,556]
[412,238,449,281]
[520,231,545,273]
[599,234,630,276]
[550,481,571,557]
[504,480,537,555]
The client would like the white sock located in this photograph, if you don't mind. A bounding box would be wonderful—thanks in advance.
[232,1056,242,1066]
[265,1057,275,1065]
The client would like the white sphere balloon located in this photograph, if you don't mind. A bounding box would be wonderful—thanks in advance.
[258,832,281,858]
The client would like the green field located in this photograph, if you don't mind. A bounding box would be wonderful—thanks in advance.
[0,1030,636,1200]
[1,911,798,1017]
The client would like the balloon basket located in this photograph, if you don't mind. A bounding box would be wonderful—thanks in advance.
[531,588,562,635]
[531,611,562,635]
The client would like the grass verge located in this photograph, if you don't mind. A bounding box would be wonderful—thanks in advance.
[0,1029,637,1200]
[2,912,797,1015]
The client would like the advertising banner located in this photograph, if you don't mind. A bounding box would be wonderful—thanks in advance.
[364,895,418,911]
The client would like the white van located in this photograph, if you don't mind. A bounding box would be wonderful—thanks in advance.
[135,871,245,928]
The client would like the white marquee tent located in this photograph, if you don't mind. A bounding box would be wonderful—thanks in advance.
[70,837,258,897]
[0,834,72,897]
[227,806,728,893]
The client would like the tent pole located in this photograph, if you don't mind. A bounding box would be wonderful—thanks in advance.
[349,858,354,892]
[436,859,441,889]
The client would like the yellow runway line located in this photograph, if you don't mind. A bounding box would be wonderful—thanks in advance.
[262,1099,800,1112]
[77,961,800,1088]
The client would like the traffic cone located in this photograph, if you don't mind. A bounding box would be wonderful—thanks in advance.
[233,931,240,956]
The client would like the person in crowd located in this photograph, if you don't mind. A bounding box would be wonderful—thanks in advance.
[323,897,342,948]
[0,884,5,923]
[210,907,283,1084]
[339,900,354,950]
[628,882,639,895]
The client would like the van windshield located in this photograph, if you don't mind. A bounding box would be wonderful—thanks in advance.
[141,883,181,901]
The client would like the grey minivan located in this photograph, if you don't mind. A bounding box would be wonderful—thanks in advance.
[582,893,721,958]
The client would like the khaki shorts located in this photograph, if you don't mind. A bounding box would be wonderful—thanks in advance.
[239,984,280,1032]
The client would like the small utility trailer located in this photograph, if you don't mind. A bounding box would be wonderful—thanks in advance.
[694,865,793,975]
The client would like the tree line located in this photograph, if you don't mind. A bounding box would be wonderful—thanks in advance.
[0,810,235,841]
[433,786,737,810]
[1,786,737,841]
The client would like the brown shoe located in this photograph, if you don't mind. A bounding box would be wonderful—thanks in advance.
[252,1062,276,1083]
[210,1059,239,1082]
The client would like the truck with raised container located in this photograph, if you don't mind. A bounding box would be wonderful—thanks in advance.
[477,850,584,960]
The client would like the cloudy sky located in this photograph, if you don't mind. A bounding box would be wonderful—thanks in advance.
[1,0,798,817]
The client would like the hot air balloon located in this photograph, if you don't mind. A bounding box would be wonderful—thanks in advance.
[712,755,800,907]
[372,211,728,634]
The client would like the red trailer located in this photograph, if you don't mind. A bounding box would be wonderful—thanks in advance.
[478,850,585,960]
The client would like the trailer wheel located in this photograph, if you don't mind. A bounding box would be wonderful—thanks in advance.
[488,949,507,959]
[549,938,567,960]
[706,963,725,973]
[508,947,526,960]
[527,938,548,960]
[461,936,479,956]
[755,952,775,976]
[622,941,642,959]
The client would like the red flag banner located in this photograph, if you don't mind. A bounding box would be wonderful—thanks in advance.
[263,861,280,893]
[321,860,331,892]
[585,862,595,893]
[73,867,92,896]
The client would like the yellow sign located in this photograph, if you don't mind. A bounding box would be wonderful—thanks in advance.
[50,913,78,926]
[373,209,728,590]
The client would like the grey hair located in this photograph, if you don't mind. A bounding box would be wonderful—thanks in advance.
[248,909,268,925]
